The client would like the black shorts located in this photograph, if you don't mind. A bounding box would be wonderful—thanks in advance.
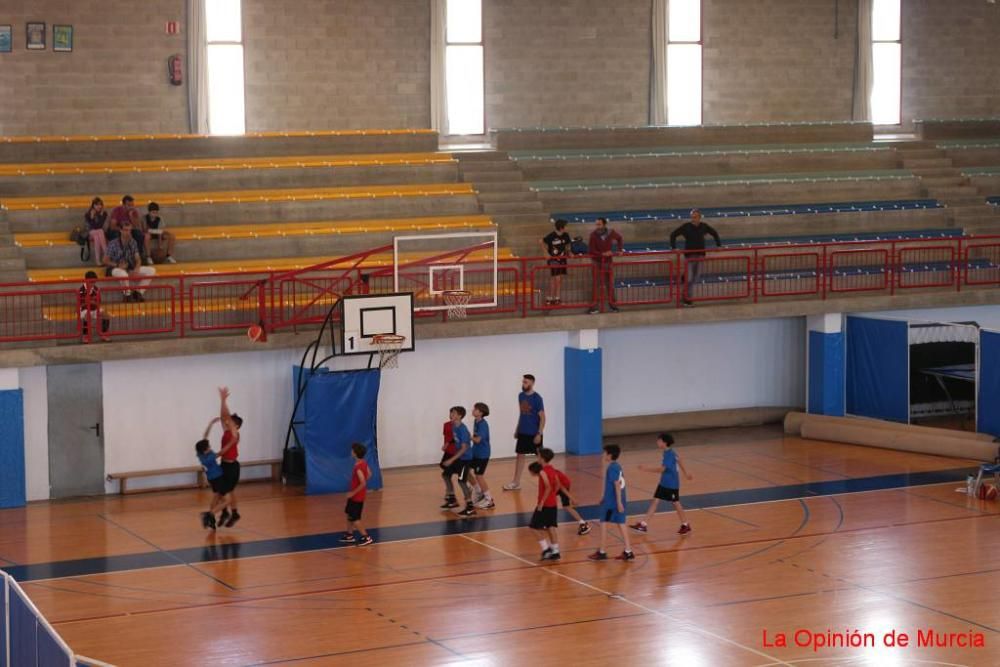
[471,458,489,475]
[345,499,364,522]
[220,461,241,493]
[548,258,568,277]
[208,476,227,495]
[529,506,558,530]
[558,490,572,507]
[654,485,680,502]
[515,433,541,455]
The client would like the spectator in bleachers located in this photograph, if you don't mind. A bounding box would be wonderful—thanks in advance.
[144,202,176,264]
[103,220,156,302]
[670,209,722,307]
[540,219,572,305]
[108,195,152,265]
[587,217,623,314]
[84,197,109,267]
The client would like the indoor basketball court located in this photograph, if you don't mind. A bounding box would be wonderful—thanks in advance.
[3,0,1000,666]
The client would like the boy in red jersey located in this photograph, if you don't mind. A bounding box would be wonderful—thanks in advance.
[440,417,458,508]
[339,442,374,546]
[539,448,591,535]
[528,461,561,561]
[213,387,244,528]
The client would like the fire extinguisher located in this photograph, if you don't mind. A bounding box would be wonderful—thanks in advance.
[168,54,183,86]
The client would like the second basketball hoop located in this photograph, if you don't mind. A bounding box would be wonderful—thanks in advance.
[443,290,472,320]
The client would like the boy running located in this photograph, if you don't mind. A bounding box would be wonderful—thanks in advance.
[339,443,374,546]
[195,438,228,530]
[471,402,495,509]
[588,445,635,561]
[528,461,561,561]
[539,448,591,535]
[630,433,693,535]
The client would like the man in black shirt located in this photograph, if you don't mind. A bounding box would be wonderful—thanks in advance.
[670,209,722,306]
[540,219,572,305]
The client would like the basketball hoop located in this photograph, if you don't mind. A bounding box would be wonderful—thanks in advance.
[443,290,472,320]
[372,334,406,369]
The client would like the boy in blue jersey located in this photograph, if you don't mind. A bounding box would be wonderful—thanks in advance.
[588,444,635,561]
[504,374,546,491]
[440,406,478,516]
[631,433,693,535]
[195,438,227,530]
[471,402,495,509]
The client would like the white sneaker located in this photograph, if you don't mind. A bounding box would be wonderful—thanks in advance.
[476,498,495,509]
[502,482,521,491]
[165,255,177,264]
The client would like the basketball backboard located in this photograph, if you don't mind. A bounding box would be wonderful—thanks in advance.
[339,292,415,357]
[393,231,499,312]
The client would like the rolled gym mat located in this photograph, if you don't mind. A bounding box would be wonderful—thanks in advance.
[800,420,997,462]
[784,411,995,443]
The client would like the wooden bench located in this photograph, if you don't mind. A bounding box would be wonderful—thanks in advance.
[107,458,282,495]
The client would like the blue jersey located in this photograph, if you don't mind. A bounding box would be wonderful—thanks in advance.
[198,451,222,481]
[659,448,679,488]
[472,418,490,460]
[517,391,545,436]
[453,421,474,461]
[601,461,626,508]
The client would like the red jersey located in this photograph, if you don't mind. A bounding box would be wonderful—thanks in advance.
[351,460,370,501]
[220,430,239,462]
[548,465,571,491]
[443,421,456,456]
[537,468,558,508]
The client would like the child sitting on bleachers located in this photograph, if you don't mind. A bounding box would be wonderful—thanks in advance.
[144,202,176,264]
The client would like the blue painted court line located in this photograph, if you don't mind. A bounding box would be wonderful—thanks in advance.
[1,466,976,583]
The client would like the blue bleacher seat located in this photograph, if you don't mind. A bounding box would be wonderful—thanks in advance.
[621,228,961,253]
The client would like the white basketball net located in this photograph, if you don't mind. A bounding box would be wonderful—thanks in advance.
[443,290,472,320]
[373,334,406,370]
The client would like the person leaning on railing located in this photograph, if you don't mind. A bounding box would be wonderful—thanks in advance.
[670,209,722,307]
[103,221,156,303]
[587,217,624,314]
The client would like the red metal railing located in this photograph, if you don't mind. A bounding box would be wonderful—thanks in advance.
[2,234,1000,345]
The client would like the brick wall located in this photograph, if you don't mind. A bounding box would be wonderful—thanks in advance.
[483,0,651,129]
[902,0,1000,124]
[702,0,857,124]
[242,0,430,132]
[0,0,189,136]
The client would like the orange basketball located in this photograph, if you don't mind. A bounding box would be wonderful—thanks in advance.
[247,324,264,343]
[982,484,998,501]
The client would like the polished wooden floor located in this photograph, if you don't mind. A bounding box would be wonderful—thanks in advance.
[2,426,998,666]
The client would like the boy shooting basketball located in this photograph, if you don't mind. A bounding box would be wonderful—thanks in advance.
[630,433,692,535]
[528,461,560,561]
[339,443,374,546]
[588,445,635,561]
[215,387,244,528]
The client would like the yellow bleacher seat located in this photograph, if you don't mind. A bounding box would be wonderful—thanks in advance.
[0,129,436,144]
[0,152,454,177]
[15,215,495,248]
[0,183,475,211]
[27,248,516,283]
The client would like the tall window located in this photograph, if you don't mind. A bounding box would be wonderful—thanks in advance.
[667,0,702,126]
[871,0,901,125]
[206,0,246,135]
[445,0,485,135]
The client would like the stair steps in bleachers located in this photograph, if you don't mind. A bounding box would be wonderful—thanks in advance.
[902,158,955,170]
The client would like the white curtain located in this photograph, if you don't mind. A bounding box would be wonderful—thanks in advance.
[430,0,449,134]
[649,0,668,125]
[187,0,210,134]
[852,0,874,121]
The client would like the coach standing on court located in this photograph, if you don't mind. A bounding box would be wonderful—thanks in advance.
[587,217,624,314]
[504,374,545,491]
[670,209,722,306]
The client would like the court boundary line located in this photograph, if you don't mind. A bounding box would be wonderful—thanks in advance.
[3,467,981,584]
[459,533,794,666]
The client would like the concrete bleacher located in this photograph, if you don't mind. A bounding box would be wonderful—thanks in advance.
[915,118,1000,141]
[492,121,873,151]
[512,143,898,181]
[0,129,439,163]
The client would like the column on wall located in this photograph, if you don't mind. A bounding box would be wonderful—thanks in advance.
[565,329,602,455]
[0,369,26,508]
[807,313,845,416]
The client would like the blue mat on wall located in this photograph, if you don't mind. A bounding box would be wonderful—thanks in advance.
[300,368,383,495]
[978,330,1000,437]
[0,389,26,509]
[846,316,909,423]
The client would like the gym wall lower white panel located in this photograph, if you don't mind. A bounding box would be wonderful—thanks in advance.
[18,367,49,502]
[99,330,569,479]
[601,318,806,418]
